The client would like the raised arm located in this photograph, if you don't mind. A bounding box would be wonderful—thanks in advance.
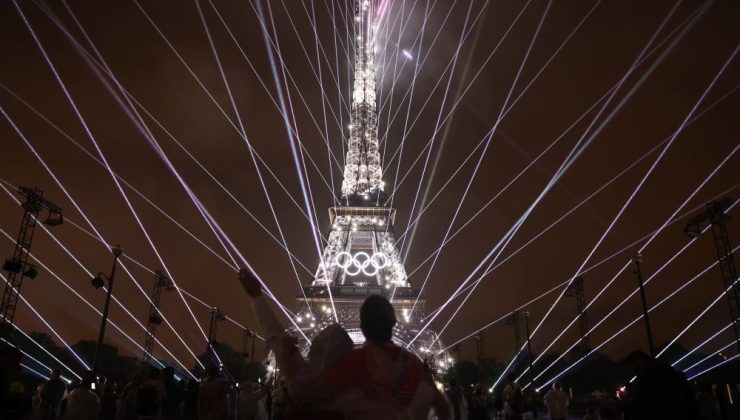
[238,268,307,380]
[239,269,284,338]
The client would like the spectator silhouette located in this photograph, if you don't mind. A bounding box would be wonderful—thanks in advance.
[40,368,65,418]
[66,378,100,420]
[115,373,143,420]
[271,379,288,420]
[544,381,569,420]
[236,381,266,420]
[583,406,601,420]
[469,387,488,420]
[622,350,699,419]
[321,295,452,419]
[502,375,524,420]
[137,368,167,419]
[100,382,116,419]
[1,346,22,418]
[161,367,181,419]
[238,269,451,419]
[181,379,199,420]
[695,383,721,420]
[197,363,233,420]
[446,378,466,420]
[240,268,353,418]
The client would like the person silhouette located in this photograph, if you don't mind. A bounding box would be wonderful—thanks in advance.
[197,364,233,420]
[66,378,100,420]
[543,381,569,420]
[238,269,451,419]
[40,368,65,418]
[622,350,699,420]
[321,295,452,419]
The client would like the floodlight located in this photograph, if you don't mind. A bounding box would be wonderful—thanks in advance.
[23,266,38,279]
[91,273,106,289]
[3,258,22,274]
[154,270,170,288]
[43,212,64,226]
[211,307,226,321]
[149,313,163,325]
[111,245,124,257]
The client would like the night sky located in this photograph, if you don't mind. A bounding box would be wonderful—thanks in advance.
[1,0,738,377]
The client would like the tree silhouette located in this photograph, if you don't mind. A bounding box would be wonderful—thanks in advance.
[72,340,138,384]
[194,341,266,383]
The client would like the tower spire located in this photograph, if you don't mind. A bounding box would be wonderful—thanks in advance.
[341,0,384,201]
[310,0,407,287]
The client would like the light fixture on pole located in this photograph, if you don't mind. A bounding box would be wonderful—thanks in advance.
[632,252,656,357]
[242,328,257,380]
[91,245,123,374]
[523,310,538,419]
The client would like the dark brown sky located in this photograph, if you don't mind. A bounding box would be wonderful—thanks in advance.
[1,0,738,376]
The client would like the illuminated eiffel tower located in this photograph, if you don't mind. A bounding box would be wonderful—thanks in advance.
[294,0,451,370]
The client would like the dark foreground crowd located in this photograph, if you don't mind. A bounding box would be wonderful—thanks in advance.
[1,269,454,420]
[1,268,737,419]
[2,358,276,419]
[493,353,733,420]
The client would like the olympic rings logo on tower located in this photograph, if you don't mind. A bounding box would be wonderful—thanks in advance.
[334,251,388,276]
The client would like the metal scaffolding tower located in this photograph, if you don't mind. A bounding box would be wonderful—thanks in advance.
[1,187,63,339]
[504,310,522,357]
[565,276,591,353]
[207,306,226,358]
[143,270,172,365]
[685,198,740,353]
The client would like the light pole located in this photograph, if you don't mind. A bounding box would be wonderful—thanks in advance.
[249,330,256,365]
[632,252,656,357]
[523,310,538,419]
[91,245,123,374]
[242,328,257,380]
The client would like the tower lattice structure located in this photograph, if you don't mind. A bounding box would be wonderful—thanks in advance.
[293,0,450,369]
[505,310,522,357]
[565,276,591,354]
[1,187,63,340]
[142,270,172,365]
[684,198,740,353]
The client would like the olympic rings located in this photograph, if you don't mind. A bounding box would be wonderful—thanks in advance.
[335,251,388,276]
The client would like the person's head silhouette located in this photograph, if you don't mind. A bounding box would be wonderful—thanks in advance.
[360,295,396,344]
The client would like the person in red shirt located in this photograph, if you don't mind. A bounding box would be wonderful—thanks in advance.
[237,269,451,419]
[321,295,452,419]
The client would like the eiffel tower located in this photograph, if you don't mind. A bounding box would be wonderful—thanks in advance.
[293,0,451,370]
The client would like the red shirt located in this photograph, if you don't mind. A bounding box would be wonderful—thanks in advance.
[323,343,433,406]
